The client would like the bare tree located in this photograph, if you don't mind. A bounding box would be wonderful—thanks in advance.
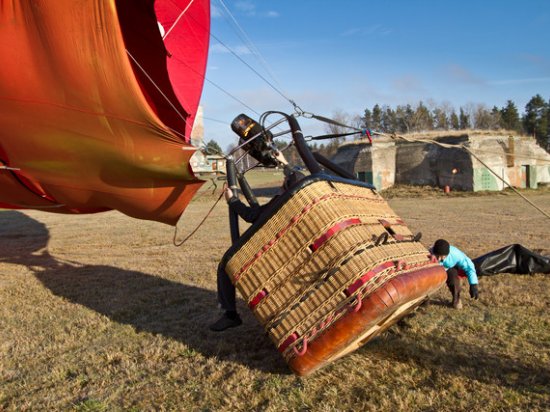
[471,103,500,129]
[323,110,352,136]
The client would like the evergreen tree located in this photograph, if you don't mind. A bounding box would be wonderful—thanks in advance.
[432,107,448,130]
[523,94,549,148]
[393,104,416,133]
[459,107,470,129]
[405,104,415,133]
[412,102,433,131]
[394,105,407,133]
[490,106,502,130]
[450,111,460,130]
[371,104,382,131]
[205,139,223,155]
[381,106,397,132]
[500,100,522,132]
[361,108,372,129]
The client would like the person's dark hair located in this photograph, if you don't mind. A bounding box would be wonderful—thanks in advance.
[433,239,450,256]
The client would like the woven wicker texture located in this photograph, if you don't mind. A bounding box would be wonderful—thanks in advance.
[225,179,437,358]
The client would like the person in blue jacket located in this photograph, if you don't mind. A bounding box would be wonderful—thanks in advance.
[432,239,479,309]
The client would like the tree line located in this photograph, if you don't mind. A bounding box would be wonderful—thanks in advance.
[360,94,549,149]
[209,94,550,162]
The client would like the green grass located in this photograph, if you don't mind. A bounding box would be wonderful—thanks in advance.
[1,189,549,411]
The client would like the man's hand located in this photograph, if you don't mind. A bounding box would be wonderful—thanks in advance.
[273,150,288,166]
[224,187,234,202]
[469,284,479,300]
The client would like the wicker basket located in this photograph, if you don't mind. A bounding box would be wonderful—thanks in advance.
[224,175,446,376]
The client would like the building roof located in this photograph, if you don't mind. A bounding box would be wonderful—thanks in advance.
[340,129,531,149]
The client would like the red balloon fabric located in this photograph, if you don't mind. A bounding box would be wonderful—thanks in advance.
[0,0,210,225]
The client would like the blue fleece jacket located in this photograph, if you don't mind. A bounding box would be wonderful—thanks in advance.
[439,245,478,285]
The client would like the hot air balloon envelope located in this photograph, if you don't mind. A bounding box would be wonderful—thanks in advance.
[0,0,210,225]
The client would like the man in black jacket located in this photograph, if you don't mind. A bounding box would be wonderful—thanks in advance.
[210,156,304,331]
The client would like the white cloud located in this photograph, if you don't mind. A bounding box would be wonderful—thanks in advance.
[488,77,550,86]
[341,28,361,37]
[341,25,392,37]
[235,1,256,15]
[210,43,252,56]
[235,0,280,19]
[519,53,550,74]
[211,4,222,18]
[444,64,485,85]
[392,75,425,94]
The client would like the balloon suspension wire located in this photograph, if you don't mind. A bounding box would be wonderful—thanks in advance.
[156,1,307,132]
[162,0,196,41]
[179,1,300,113]
[239,110,550,222]
[125,50,190,139]
[207,32,296,110]
[169,53,261,117]
[216,0,287,95]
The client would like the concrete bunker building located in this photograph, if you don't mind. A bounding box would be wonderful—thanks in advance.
[331,131,550,191]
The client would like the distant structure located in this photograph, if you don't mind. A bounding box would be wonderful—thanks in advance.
[189,106,226,174]
[331,131,550,191]
[190,105,204,148]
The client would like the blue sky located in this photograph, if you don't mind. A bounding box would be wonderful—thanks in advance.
[200,0,550,149]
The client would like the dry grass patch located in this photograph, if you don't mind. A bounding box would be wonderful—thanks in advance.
[1,188,549,411]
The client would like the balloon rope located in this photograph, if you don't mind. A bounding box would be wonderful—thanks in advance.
[125,50,189,128]
[374,131,550,221]
[162,0,196,41]
[463,146,550,219]
[173,190,225,247]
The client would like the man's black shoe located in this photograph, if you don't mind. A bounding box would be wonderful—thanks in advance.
[209,313,242,332]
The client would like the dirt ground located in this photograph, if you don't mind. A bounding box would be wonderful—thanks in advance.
[1,187,549,411]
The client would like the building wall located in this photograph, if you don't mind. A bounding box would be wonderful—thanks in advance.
[539,165,550,185]
[470,136,508,191]
[371,141,396,190]
[331,143,367,176]
[395,136,474,190]
[469,134,550,191]
[433,144,474,191]
[190,152,226,174]
[190,150,206,170]
[395,142,434,186]
[331,141,395,190]
[331,133,550,192]
[190,106,204,148]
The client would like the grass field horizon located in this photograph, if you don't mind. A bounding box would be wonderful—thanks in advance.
[1,178,549,411]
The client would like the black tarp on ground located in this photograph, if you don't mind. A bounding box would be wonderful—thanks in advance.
[473,244,550,275]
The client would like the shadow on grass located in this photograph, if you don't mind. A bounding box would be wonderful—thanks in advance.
[366,323,550,396]
[0,211,287,374]
[4,211,547,387]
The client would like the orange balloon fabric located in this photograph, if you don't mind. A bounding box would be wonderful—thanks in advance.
[0,0,210,225]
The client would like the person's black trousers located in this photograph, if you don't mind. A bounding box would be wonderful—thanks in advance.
[446,267,461,303]
[216,263,236,312]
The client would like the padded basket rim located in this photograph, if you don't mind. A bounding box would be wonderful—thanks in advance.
[221,173,376,266]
